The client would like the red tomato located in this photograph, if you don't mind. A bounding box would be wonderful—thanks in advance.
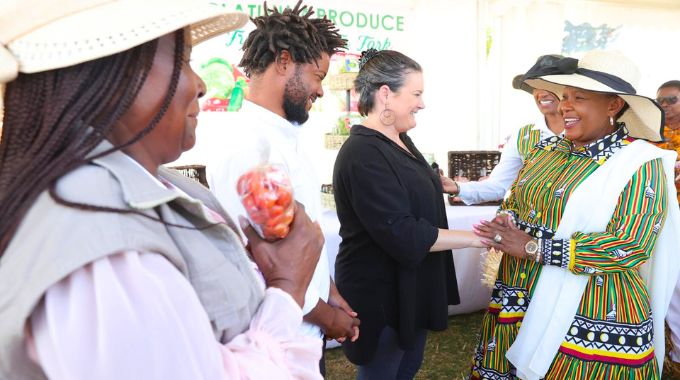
[248,176,264,195]
[265,206,294,227]
[268,205,284,217]
[263,223,290,240]
[275,187,292,206]
[236,165,295,240]
[242,195,257,213]
[255,190,277,209]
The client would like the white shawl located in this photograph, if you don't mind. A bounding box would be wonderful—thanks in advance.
[506,140,680,379]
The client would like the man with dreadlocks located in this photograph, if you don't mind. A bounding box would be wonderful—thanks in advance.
[206,1,359,374]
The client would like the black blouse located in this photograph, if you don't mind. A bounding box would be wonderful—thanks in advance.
[332,125,459,365]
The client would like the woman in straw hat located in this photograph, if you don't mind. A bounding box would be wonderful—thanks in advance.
[0,1,329,379]
[472,50,680,379]
[444,54,565,205]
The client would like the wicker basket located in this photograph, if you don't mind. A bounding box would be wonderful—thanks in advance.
[320,184,336,210]
[324,133,349,150]
[327,72,358,91]
[447,150,501,206]
[320,192,336,211]
[170,164,209,188]
[448,150,501,180]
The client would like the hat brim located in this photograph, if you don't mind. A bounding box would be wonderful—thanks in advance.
[512,74,534,94]
[8,0,248,74]
[525,76,664,142]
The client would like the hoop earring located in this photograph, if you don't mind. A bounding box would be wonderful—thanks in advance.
[609,116,615,127]
[379,102,396,126]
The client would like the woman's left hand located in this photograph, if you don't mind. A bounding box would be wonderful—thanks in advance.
[473,216,533,259]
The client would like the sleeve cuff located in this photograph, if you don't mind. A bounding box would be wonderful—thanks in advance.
[266,287,304,315]
[496,209,517,225]
[539,238,571,269]
[249,288,304,340]
[457,181,467,196]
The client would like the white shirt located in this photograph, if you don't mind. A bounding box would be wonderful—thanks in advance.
[205,100,330,339]
[458,116,557,205]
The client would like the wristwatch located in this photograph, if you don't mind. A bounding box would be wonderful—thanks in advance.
[524,239,540,262]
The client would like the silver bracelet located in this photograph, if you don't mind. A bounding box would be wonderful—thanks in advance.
[451,181,460,196]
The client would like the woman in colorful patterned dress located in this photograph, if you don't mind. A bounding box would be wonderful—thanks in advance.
[448,55,565,205]
[470,51,680,380]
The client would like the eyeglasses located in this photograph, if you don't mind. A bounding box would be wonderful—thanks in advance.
[656,96,679,106]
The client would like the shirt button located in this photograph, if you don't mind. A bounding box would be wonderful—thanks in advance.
[520,273,526,279]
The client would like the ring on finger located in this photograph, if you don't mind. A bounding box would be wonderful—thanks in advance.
[493,234,502,244]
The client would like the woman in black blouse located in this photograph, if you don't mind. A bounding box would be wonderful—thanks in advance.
[332,49,483,379]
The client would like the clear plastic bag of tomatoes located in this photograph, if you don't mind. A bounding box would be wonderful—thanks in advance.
[236,164,294,241]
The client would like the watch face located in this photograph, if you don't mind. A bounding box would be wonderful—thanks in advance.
[525,240,539,254]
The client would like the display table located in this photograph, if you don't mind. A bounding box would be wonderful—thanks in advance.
[320,204,496,316]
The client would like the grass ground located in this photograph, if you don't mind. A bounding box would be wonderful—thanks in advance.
[325,310,485,380]
[326,310,680,379]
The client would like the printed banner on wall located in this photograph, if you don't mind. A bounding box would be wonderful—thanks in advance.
[192,1,412,112]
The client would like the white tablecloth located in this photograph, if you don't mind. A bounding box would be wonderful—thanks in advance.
[320,204,496,317]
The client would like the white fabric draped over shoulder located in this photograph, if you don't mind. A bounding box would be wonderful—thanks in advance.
[507,140,680,379]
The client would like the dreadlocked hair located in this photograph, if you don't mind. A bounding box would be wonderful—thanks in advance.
[0,30,193,256]
[239,0,347,77]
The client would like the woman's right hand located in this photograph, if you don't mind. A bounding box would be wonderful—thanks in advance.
[440,175,459,195]
[241,202,324,308]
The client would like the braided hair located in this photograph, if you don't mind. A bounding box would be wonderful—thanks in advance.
[239,0,347,77]
[0,30,186,256]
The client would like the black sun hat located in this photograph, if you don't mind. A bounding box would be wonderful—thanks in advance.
[512,54,567,94]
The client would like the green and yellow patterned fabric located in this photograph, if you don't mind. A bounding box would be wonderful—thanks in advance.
[470,125,667,380]
[515,124,543,162]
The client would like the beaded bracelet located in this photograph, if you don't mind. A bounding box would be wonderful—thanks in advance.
[496,210,516,226]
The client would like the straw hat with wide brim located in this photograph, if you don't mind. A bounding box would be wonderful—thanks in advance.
[0,0,249,84]
[525,50,664,142]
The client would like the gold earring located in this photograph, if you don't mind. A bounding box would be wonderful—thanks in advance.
[379,101,396,126]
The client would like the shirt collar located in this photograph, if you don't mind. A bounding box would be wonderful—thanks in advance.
[89,140,184,209]
[350,124,428,162]
[241,100,301,140]
[350,124,400,145]
[351,124,380,137]
[538,124,634,165]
